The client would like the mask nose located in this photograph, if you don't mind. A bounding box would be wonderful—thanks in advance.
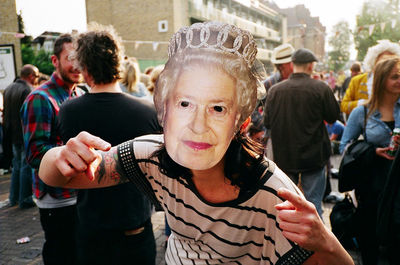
[189,107,209,134]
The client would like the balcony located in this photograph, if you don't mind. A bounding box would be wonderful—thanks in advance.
[188,0,281,43]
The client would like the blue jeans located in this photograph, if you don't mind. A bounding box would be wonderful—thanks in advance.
[9,144,34,207]
[287,167,326,217]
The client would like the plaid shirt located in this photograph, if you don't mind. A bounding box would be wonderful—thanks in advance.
[21,73,82,199]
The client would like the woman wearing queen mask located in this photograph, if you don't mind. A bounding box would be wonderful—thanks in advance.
[39,22,353,264]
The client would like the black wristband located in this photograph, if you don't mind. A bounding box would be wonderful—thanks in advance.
[118,140,137,178]
[117,140,162,209]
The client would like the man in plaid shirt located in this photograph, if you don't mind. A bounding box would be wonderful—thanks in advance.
[20,34,83,265]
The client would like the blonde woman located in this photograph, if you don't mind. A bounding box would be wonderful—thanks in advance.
[120,58,148,97]
[340,57,400,264]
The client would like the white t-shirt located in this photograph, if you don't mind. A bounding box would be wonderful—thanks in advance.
[120,134,312,265]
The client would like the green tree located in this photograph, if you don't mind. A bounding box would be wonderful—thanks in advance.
[21,43,35,65]
[328,21,351,71]
[18,11,54,75]
[33,50,54,75]
[17,11,32,44]
[354,0,400,61]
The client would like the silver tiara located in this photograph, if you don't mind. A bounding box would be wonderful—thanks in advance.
[168,21,258,68]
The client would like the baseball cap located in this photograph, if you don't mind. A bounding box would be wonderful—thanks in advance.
[291,48,318,64]
[271,43,295,64]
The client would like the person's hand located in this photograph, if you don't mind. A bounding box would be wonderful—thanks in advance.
[55,131,111,180]
[376,147,394,160]
[275,188,330,252]
[393,135,400,145]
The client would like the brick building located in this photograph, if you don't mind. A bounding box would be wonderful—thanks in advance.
[273,4,325,61]
[0,0,22,90]
[86,0,287,71]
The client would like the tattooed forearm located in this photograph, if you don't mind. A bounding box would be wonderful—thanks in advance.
[96,152,106,183]
[95,147,125,185]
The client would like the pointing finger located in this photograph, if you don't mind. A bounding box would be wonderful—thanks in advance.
[277,188,310,211]
[275,200,295,210]
[77,131,111,151]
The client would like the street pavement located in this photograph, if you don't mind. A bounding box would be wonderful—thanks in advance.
[0,155,361,265]
[0,174,166,265]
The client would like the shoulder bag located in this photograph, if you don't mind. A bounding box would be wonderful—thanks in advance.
[329,193,358,249]
[338,106,375,192]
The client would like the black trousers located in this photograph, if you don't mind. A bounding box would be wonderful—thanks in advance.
[39,205,77,265]
[76,219,156,265]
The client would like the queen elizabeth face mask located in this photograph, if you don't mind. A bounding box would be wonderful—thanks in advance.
[163,64,239,172]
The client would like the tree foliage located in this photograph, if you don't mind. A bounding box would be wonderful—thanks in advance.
[18,12,54,75]
[17,11,32,44]
[328,21,351,71]
[354,0,400,61]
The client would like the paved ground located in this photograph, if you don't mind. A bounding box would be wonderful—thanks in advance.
[0,155,361,264]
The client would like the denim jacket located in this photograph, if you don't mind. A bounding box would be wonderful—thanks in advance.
[340,98,400,154]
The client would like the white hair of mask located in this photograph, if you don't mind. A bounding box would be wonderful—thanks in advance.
[363,39,400,72]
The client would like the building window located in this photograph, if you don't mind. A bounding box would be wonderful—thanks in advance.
[158,20,168,32]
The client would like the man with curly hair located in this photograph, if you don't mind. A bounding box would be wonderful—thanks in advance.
[58,24,161,265]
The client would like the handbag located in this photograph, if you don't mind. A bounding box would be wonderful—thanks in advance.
[329,193,358,249]
[338,106,375,192]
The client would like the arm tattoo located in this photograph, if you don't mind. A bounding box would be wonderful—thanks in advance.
[95,147,126,185]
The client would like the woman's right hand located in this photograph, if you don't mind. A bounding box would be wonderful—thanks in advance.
[54,131,111,180]
[376,147,395,160]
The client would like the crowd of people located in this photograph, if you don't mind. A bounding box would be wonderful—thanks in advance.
[0,20,399,265]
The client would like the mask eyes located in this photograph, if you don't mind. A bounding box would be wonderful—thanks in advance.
[177,100,194,111]
[175,99,228,117]
[209,105,227,116]
[213,106,224,112]
[180,101,190,108]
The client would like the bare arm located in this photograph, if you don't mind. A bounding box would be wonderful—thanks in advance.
[39,131,127,189]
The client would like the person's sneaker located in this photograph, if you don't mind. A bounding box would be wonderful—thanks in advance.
[0,199,17,209]
[323,191,344,203]
[330,168,339,179]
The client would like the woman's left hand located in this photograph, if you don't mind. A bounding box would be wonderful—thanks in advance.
[376,147,394,160]
[275,188,329,252]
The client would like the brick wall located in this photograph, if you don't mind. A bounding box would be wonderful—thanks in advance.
[0,0,23,77]
[86,0,189,61]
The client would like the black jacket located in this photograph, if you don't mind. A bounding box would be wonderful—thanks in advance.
[3,79,32,145]
[264,73,340,173]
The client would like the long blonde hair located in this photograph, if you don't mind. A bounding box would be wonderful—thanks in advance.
[367,56,400,118]
[121,58,141,93]
[147,65,164,95]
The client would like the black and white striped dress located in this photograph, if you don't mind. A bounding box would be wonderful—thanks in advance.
[118,134,313,265]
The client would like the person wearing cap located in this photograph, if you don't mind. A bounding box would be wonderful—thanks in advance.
[264,48,340,217]
[341,39,400,116]
[263,43,294,92]
[255,44,294,152]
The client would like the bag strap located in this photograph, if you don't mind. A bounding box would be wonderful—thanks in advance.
[363,106,368,142]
